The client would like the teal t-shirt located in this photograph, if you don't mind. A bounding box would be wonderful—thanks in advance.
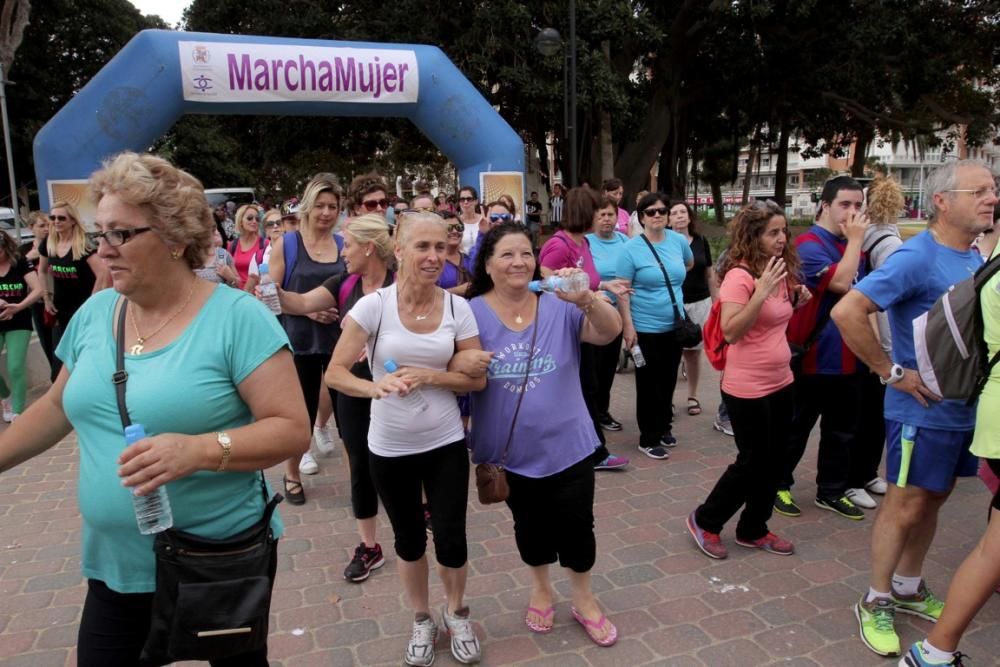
[586,231,629,305]
[57,285,290,593]
[616,231,693,333]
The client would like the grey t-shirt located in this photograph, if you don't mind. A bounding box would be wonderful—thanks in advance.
[863,224,903,353]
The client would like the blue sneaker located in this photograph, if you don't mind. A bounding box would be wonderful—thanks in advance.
[899,641,967,666]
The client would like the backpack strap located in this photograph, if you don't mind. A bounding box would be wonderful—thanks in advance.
[334,233,344,254]
[228,239,238,256]
[338,273,361,310]
[282,231,299,286]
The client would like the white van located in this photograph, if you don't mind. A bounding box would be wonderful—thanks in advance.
[204,188,257,209]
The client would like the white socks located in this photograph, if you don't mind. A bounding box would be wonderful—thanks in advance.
[892,573,922,596]
[866,587,891,603]
[920,639,956,663]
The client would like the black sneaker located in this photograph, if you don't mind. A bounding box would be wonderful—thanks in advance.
[815,495,865,520]
[344,543,385,582]
[598,413,623,432]
[638,443,670,460]
[773,490,801,517]
[660,431,677,448]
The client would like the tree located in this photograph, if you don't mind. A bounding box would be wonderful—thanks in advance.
[0,0,29,72]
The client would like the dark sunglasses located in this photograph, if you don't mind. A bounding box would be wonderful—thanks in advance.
[86,227,152,247]
[362,198,389,211]
[407,206,435,213]
[447,222,465,233]
[264,221,281,228]
[458,196,477,203]
[489,213,513,223]
[49,214,69,222]
[642,207,668,217]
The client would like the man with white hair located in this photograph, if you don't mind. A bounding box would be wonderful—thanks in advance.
[832,160,998,658]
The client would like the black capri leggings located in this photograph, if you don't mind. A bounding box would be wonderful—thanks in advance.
[505,455,596,573]
[292,353,339,433]
[369,439,469,568]
[337,390,379,519]
[77,543,277,666]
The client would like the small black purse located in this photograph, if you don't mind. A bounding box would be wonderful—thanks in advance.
[640,234,703,348]
[111,299,281,666]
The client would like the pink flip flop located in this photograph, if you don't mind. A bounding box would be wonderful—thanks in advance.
[525,606,554,633]
[571,606,618,647]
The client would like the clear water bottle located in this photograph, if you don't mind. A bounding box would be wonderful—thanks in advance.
[383,359,429,414]
[630,344,647,368]
[126,424,173,535]
[528,273,590,294]
[257,263,282,315]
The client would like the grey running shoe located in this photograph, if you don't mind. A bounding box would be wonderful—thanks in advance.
[405,616,438,666]
[441,605,481,664]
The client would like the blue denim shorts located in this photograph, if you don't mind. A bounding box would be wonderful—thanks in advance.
[885,419,977,493]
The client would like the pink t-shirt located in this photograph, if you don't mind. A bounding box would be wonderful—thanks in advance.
[616,208,630,235]
[719,267,794,399]
[538,231,600,290]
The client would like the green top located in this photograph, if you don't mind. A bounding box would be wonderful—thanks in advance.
[58,285,289,593]
[972,247,1000,459]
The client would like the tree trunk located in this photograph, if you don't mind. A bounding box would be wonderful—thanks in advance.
[774,113,790,205]
[711,178,725,224]
[851,128,872,177]
[599,40,614,182]
[0,0,29,73]
[742,125,761,205]
[614,83,671,197]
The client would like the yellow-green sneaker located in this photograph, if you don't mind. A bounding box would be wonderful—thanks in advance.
[774,490,801,517]
[855,595,900,657]
[893,581,944,622]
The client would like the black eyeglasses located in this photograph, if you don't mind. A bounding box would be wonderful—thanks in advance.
[642,207,668,217]
[87,227,153,247]
[362,198,389,211]
[458,196,476,203]
[447,222,465,233]
[49,214,69,222]
[264,221,281,228]
[489,213,513,223]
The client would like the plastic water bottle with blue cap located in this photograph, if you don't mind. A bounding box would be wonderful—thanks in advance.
[383,359,429,414]
[257,263,282,314]
[528,273,589,294]
[125,424,173,534]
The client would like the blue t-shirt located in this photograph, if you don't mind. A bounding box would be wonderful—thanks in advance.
[586,231,629,305]
[615,231,693,333]
[791,225,868,375]
[468,293,597,477]
[855,230,983,430]
[57,286,290,593]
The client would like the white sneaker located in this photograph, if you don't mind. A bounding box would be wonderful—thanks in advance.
[1,398,12,423]
[441,605,480,664]
[845,487,877,509]
[298,452,319,475]
[313,425,336,456]
[405,616,438,666]
[865,477,888,495]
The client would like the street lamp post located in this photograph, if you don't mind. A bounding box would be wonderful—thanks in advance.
[0,65,19,240]
[535,1,577,188]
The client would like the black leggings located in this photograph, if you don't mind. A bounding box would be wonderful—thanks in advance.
[506,456,596,572]
[634,331,682,446]
[292,353,339,433]
[30,302,55,380]
[337,390,379,519]
[77,578,272,667]
[369,440,469,568]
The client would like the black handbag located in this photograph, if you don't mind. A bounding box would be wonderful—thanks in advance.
[640,234,703,348]
[111,298,281,666]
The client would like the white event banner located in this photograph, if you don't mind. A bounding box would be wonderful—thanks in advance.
[179,41,420,104]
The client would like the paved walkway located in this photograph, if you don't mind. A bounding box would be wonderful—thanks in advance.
[0,361,997,666]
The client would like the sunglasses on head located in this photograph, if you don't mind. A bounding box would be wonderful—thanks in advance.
[642,207,668,217]
[459,196,476,203]
[49,214,69,222]
[407,206,435,213]
[447,222,465,233]
[362,198,389,211]
[489,213,513,223]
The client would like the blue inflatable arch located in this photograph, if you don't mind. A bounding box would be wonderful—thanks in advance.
[33,30,524,210]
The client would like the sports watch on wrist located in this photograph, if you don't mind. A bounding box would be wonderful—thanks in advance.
[880,363,905,386]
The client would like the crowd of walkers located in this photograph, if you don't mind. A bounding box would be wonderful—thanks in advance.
[0,155,996,667]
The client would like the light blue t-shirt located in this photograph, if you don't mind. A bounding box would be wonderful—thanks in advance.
[586,231,629,305]
[58,285,290,593]
[855,230,983,430]
[616,231,693,333]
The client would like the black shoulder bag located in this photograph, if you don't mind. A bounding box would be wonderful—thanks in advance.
[111,299,282,666]
[474,296,539,504]
[640,234,703,348]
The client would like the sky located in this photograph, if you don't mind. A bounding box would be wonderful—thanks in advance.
[129,0,190,27]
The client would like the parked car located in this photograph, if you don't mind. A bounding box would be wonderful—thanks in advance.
[204,188,256,209]
[0,207,32,244]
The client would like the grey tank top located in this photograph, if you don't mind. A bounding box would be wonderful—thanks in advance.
[282,231,346,355]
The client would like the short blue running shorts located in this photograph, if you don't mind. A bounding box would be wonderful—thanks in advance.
[885,419,977,493]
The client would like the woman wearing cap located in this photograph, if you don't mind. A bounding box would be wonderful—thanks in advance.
[267,174,346,503]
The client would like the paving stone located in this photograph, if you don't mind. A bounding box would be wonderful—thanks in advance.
[643,622,712,657]
[753,624,825,657]
[696,637,770,666]
[700,609,767,640]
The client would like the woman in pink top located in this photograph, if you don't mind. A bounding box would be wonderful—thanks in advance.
[686,200,811,560]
